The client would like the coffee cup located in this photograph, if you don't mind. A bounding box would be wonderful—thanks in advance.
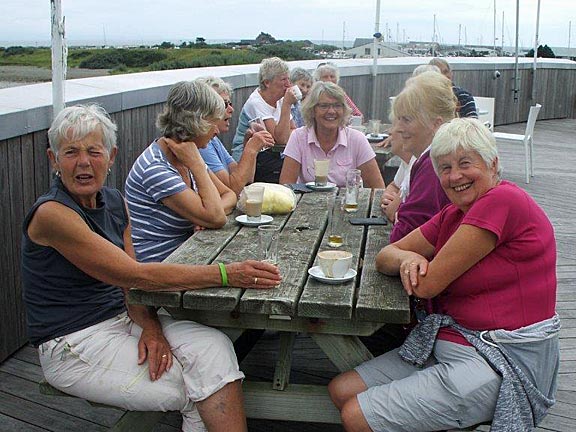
[317,250,353,278]
[291,85,303,101]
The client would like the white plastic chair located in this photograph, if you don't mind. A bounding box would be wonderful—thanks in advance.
[493,104,542,184]
[473,96,495,131]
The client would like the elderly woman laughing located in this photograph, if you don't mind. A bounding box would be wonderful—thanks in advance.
[328,118,559,432]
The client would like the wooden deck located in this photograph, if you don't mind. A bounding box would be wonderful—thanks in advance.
[1,119,575,431]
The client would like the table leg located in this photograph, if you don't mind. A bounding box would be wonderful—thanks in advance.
[310,333,373,372]
[273,332,296,391]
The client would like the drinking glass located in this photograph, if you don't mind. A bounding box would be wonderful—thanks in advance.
[314,159,329,187]
[258,224,280,265]
[327,191,344,248]
[244,185,265,222]
[345,169,361,213]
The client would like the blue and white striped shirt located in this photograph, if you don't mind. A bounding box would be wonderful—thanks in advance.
[125,141,196,263]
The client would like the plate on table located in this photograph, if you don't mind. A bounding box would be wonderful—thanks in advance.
[305,181,337,191]
[307,266,357,284]
[235,214,273,227]
[366,133,389,143]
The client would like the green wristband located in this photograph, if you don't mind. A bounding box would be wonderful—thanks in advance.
[218,263,228,287]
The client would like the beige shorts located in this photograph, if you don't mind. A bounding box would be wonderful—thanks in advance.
[39,313,244,431]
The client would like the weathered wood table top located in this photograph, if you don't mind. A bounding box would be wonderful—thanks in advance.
[128,187,409,424]
[128,188,409,333]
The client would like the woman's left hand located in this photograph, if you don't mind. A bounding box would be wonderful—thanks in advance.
[162,137,203,169]
[138,327,173,381]
[399,255,429,296]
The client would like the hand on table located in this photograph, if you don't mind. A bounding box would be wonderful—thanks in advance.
[374,135,392,148]
[138,327,173,381]
[226,260,282,289]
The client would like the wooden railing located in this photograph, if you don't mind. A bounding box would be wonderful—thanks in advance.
[1,57,575,362]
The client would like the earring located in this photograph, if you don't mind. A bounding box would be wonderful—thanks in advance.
[108,168,112,175]
[55,170,61,178]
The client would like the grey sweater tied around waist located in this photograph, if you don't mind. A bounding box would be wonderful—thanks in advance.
[398,313,560,432]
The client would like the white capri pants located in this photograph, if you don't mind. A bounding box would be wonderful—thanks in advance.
[355,340,502,432]
[39,312,244,432]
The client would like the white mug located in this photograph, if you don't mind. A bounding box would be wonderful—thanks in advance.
[318,250,352,278]
[291,85,303,101]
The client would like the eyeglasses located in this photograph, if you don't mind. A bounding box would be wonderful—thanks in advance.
[316,103,345,111]
[223,99,233,108]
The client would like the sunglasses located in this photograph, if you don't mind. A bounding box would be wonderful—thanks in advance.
[223,99,233,108]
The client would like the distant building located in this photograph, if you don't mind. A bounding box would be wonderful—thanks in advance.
[551,47,576,60]
[346,38,407,58]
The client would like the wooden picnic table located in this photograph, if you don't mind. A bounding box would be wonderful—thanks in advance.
[128,188,409,424]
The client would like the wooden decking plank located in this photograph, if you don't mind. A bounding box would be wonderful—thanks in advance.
[0,413,47,432]
[0,390,108,431]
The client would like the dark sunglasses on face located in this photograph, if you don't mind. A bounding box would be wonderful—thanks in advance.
[223,100,233,108]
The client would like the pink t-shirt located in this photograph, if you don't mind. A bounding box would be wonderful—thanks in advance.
[420,181,557,345]
[282,126,376,187]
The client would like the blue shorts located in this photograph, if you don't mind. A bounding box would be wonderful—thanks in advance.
[355,340,501,432]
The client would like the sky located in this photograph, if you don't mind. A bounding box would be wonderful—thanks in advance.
[1,0,574,48]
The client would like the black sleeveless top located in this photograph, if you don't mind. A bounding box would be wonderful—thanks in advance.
[21,179,127,346]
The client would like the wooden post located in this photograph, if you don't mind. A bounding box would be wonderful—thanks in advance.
[51,0,66,118]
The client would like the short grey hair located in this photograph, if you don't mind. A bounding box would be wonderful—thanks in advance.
[300,81,352,128]
[48,104,117,156]
[412,64,441,76]
[313,62,340,83]
[197,76,233,97]
[258,57,290,91]
[431,118,502,177]
[429,58,451,72]
[157,80,225,142]
[290,67,313,84]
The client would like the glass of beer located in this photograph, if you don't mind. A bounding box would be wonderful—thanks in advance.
[314,159,329,187]
[327,191,344,248]
[244,185,265,222]
[345,169,361,213]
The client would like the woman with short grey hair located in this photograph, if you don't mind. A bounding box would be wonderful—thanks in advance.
[231,57,298,183]
[280,81,384,188]
[314,62,363,118]
[126,80,237,263]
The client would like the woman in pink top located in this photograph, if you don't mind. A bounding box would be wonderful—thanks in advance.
[279,81,384,188]
[328,119,558,431]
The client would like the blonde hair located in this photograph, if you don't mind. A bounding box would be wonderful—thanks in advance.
[300,81,352,128]
[391,71,457,128]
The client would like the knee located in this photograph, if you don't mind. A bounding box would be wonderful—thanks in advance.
[328,374,350,410]
[341,398,370,432]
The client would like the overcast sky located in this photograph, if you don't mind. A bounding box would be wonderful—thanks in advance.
[1,0,574,48]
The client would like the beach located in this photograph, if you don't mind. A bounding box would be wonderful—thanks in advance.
[0,65,110,88]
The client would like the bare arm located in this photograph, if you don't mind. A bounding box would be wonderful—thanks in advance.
[358,158,385,188]
[265,89,297,145]
[279,156,302,185]
[376,224,497,298]
[28,202,281,292]
[218,131,275,195]
[161,139,236,227]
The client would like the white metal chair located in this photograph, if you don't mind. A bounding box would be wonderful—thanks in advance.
[493,104,542,184]
[473,96,495,131]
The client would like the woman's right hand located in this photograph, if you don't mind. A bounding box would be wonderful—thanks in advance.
[162,137,203,169]
[245,130,275,153]
[226,260,282,289]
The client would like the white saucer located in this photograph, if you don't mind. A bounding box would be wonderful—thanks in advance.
[366,133,389,142]
[235,214,273,227]
[305,181,337,191]
[307,266,357,284]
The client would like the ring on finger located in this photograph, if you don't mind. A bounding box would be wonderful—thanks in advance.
[161,354,168,359]
[254,277,258,284]
[404,269,410,274]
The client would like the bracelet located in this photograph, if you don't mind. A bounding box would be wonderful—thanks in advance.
[218,263,228,287]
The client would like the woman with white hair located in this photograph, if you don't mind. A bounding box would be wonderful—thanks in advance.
[314,62,363,119]
[231,57,298,183]
[289,67,313,127]
[125,80,236,263]
[279,81,384,188]
[23,104,281,432]
[329,118,559,432]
